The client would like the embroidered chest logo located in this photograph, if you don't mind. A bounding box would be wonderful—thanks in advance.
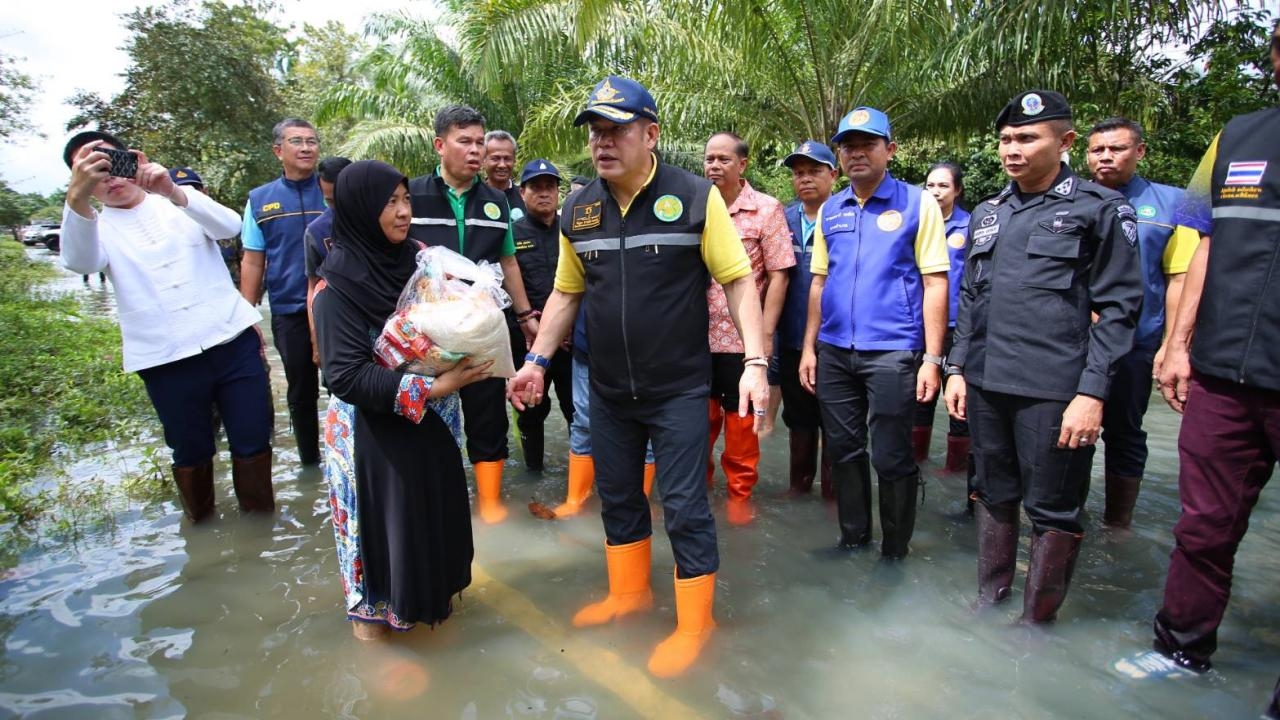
[261,201,281,213]
[511,207,525,222]
[876,210,903,232]
[947,232,966,249]
[654,194,683,222]
[1137,205,1157,219]
[483,202,502,220]
[571,201,603,231]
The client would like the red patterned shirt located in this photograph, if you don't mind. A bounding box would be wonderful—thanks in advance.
[707,181,796,353]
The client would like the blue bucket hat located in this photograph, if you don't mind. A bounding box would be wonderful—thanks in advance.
[573,76,660,126]
[830,107,892,144]
[783,140,838,170]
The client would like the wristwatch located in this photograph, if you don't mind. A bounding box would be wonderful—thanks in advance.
[944,364,964,377]
[922,352,945,367]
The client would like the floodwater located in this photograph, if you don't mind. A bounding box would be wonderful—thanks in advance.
[1,247,1277,719]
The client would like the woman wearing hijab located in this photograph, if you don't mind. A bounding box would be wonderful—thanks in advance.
[313,160,492,640]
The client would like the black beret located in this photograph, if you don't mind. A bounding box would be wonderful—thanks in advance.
[63,130,127,168]
[995,90,1072,131]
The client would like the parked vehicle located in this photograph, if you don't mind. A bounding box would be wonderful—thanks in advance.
[23,222,61,252]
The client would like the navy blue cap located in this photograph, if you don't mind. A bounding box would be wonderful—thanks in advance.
[830,107,892,144]
[783,139,837,170]
[995,90,1072,130]
[573,76,659,126]
[63,130,126,168]
[520,159,562,184]
[168,167,204,188]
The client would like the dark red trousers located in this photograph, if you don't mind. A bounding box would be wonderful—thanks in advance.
[1155,371,1280,665]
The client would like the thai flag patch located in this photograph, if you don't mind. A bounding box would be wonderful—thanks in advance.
[1225,161,1267,186]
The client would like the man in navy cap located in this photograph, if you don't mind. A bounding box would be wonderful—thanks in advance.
[798,107,950,560]
[510,159,573,472]
[770,140,839,499]
[507,75,767,678]
[945,90,1141,622]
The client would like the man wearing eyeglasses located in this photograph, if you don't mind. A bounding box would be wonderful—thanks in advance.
[508,76,767,678]
[241,118,327,465]
[1144,25,1280,711]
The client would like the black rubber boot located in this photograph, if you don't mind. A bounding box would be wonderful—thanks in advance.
[232,450,275,513]
[292,408,321,466]
[1103,474,1142,528]
[975,501,1019,606]
[1152,610,1215,674]
[1020,529,1083,623]
[521,424,545,472]
[173,461,215,523]
[788,429,819,495]
[879,472,919,560]
[833,459,872,548]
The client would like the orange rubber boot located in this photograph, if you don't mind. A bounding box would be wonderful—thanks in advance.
[473,460,507,524]
[647,571,717,678]
[723,412,760,525]
[554,453,595,518]
[643,462,656,498]
[572,537,654,627]
[706,400,723,488]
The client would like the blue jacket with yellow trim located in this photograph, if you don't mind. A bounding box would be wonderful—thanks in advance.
[247,173,324,314]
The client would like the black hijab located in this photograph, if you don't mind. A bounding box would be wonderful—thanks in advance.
[319,160,417,329]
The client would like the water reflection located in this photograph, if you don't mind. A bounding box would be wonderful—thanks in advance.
[0,250,1276,718]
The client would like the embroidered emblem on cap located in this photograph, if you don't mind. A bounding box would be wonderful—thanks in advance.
[654,194,683,222]
[1021,93,1044,116]
[594,78,623,104]
[876,210,903,232]
[483,202,501,220]
[1137,205,1156,219]
[850,110,871,126]
[947,232,967,249]
[176,170,188,178]
[800,142,812,154]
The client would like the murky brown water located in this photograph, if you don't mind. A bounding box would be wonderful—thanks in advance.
[2,247,1277,719]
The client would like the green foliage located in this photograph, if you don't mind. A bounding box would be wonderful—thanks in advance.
[67,0,294,207]
[0,244,152,525]
[0,52,39,143]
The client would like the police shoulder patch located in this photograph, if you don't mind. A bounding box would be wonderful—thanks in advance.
[1121,219,1138,247]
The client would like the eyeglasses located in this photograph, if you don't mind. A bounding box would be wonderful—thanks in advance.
[280,137,320,148]
[588,124,636,143]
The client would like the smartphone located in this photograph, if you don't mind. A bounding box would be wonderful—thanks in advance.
[98,147,139,178]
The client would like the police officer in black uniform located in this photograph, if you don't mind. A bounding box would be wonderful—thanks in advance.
[945,90,1142,623]
[511,159,573,470]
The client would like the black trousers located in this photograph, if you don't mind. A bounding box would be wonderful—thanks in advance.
[709,352,745,410]
[515,350,574,437]
[1100,345,1156,478]
[139,328,273,466]
[271,311,320,453]
[592,385,717,578]
[459,377,510,464]
[967,384,1094,533]
[816,343,918,480]
[776,347,822,432]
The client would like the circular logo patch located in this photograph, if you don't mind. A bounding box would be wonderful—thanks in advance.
[483,202,501,220]
[511,207,525,222]
[877,210,903,232]
[947,232,967,250]
[1137,205,1156,219]
[850,109,871,126]
[654,194,683,222]
[1021,93,1044,116]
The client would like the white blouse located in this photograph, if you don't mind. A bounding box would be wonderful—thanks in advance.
[61,190,263,372]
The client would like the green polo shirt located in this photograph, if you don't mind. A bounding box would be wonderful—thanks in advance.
[440,166,517,256]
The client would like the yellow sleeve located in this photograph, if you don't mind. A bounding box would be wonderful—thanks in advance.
[553,232,586,293]
[700,186,752,285]
[1162,225,1201,275]
[914,192,950,274]
[809,202,829,276]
